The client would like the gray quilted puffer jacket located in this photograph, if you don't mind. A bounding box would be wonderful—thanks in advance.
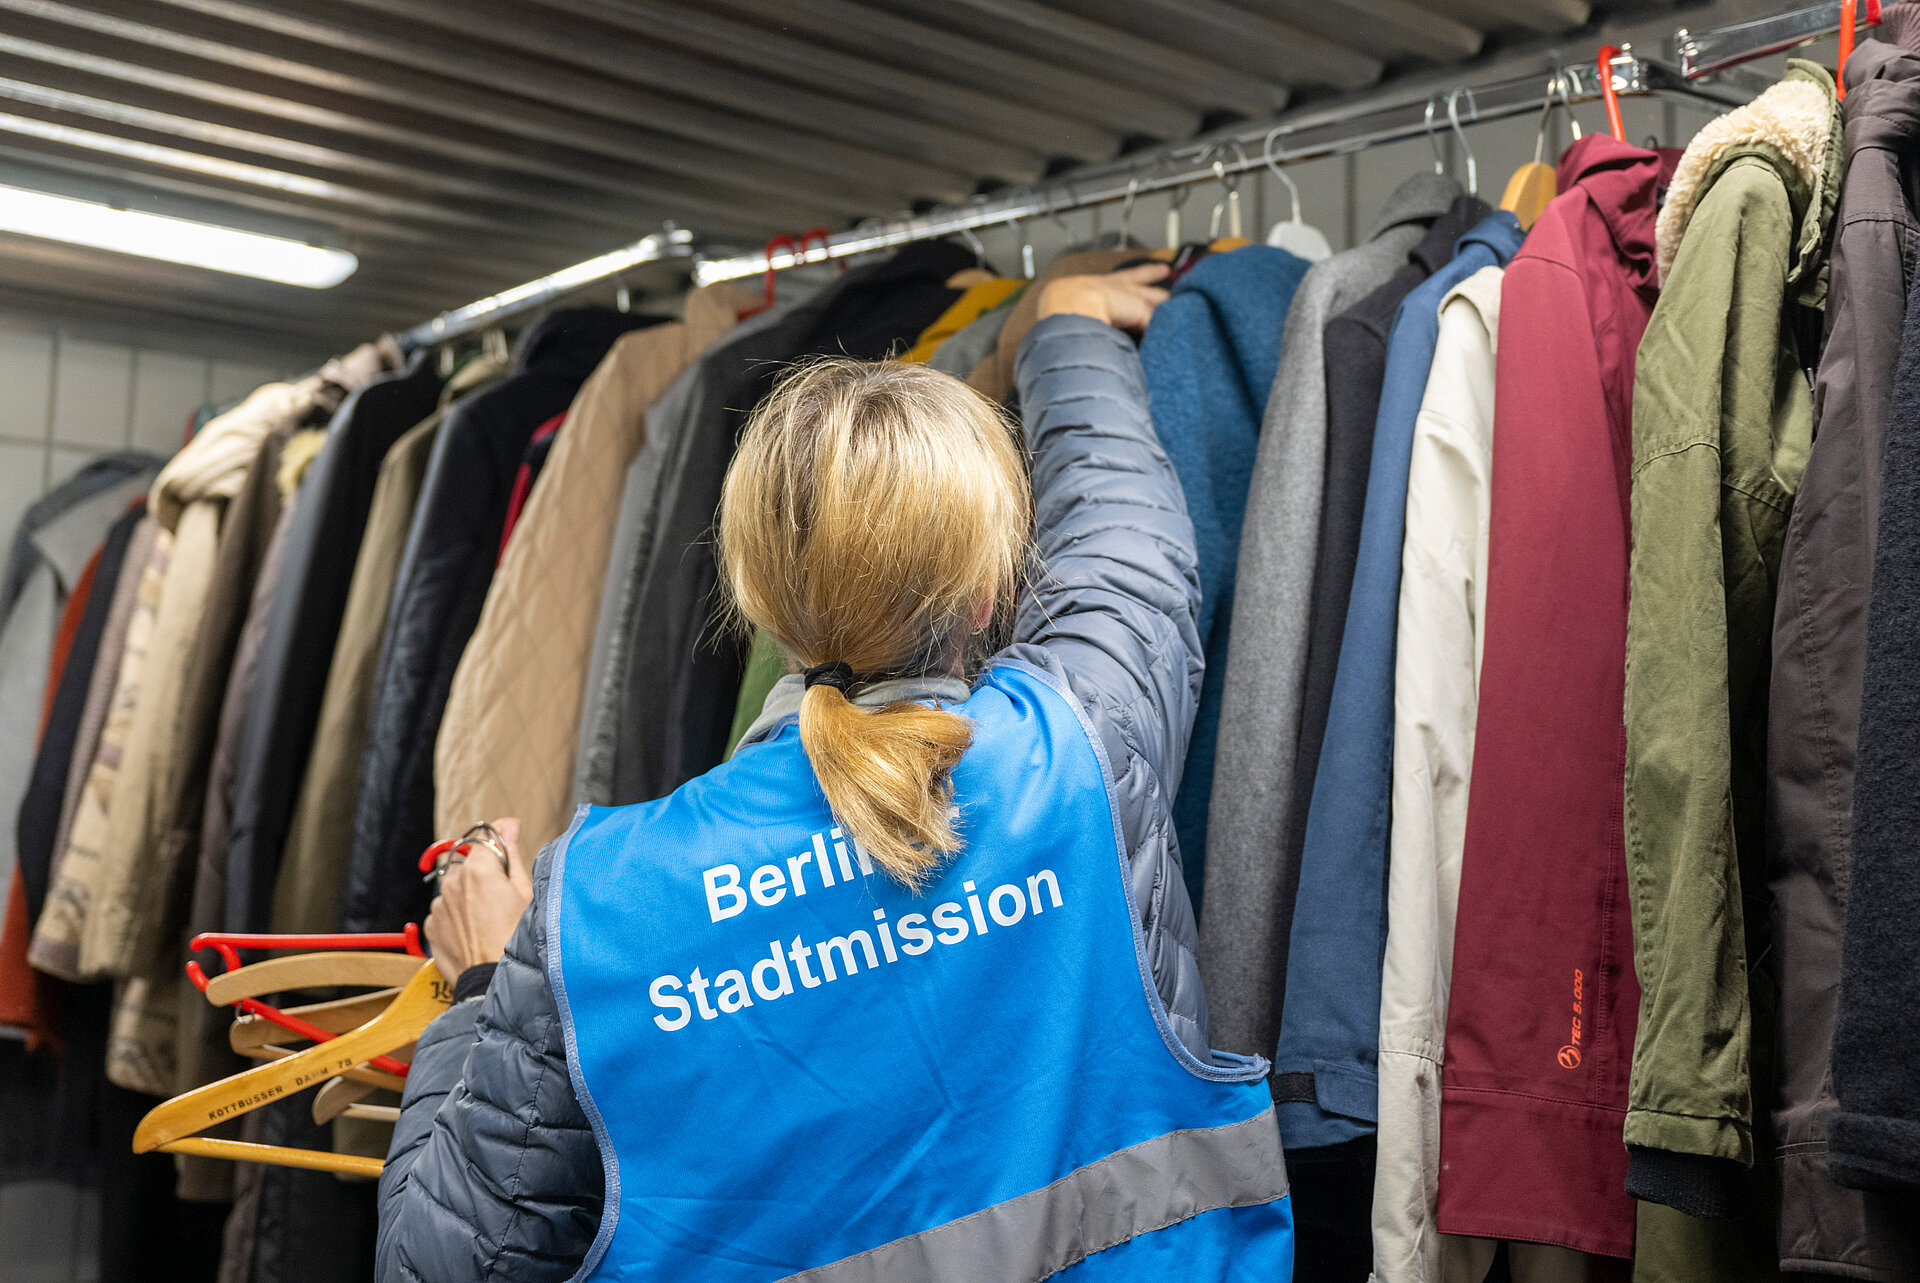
[376,312,1220,1281]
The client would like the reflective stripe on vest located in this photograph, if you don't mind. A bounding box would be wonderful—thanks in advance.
[550,660,1293,1282]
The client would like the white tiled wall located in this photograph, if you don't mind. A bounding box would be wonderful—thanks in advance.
[0,316,309,551]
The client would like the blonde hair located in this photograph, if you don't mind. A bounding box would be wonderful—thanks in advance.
[717,358,1030,890]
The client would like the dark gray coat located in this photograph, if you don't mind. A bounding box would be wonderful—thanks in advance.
[1770,19,1920,1274]
[376,313,1220,1281]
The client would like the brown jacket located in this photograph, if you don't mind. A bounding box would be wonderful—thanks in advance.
[433,284,748,857]
[1767,17,1920,1276]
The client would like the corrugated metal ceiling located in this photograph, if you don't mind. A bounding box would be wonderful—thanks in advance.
[0,0,1673,351]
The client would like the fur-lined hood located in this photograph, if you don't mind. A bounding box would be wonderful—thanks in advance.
[1655,60,1841,286]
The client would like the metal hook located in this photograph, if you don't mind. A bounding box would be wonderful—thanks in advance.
[611,271,630,313]
[1121,174,1142,244]
[1533,68,1583,165]
[1263,125,1308,226]
[1206,142,1248,240]
[1163,155,1191,250]
[957,224,987,268]
[1046,181,1077,238]
[1446,87,1479,197]
[1423,97,1446,176]
[1004,200,1035,280]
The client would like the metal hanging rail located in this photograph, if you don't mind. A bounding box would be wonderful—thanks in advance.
[397,227,694,349]
[395,13,1802,352]
[686,53,1746,290]
[1676,0,1881,80]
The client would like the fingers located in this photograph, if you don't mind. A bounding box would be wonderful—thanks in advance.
[1111,261,1172,285]
[491,817,523,867]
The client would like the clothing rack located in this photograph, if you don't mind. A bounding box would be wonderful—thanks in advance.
[392,2,1846,352]
[1677,0,1882,80]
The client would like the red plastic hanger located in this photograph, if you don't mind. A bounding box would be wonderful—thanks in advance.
[740,234,797,320]
[186,926,425,1079]
[1836,0,1882,98]
[1596,45,1627,141]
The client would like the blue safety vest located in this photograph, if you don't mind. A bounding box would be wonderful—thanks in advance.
[549,660,1293,1282]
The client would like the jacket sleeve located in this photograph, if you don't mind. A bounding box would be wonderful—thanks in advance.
[1003,313,1204,796]
[998,312,1215,1060]
[376,852,603,1282]
[1624,155,1808,1208]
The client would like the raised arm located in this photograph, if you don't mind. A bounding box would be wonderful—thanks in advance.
[1004,267,1201,797]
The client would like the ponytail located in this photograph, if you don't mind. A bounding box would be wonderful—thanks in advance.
[797,685,972,890]
[717,358,1030,891]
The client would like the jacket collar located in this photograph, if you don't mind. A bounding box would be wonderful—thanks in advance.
[511,306,653,381]
[33,474,149,591]
[1550,134,1672,301]
[738,673,974,750]
[1454,209,1526,263]
[1843,37,1920,162]
[1655,60,1840,288]
[1410,195,1490,276]
[1367,172,1464,241]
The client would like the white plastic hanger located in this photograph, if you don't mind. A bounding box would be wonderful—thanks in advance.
[1261,127,1333,262]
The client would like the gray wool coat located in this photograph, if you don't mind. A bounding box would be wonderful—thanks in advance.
[1197,173,1459,1060]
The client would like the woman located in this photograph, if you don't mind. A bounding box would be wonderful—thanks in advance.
[377,263,1294,1282]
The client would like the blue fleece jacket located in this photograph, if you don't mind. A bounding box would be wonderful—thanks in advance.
[1271,213,1524,1150]
[1139,246,1310,909]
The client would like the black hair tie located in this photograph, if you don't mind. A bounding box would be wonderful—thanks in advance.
[803,661,855,693]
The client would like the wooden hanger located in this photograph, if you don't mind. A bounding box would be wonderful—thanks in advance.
[311,1065,408,1125]
[313,1075,380,1125]
[136,961,452,1176]
[236,1044,408,1094]
[228,988,403,1054]
[205,953,422,1006]
[187,928,428,1079]
[1502,69,1574,231]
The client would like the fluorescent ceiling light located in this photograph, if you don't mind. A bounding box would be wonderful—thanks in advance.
[0,183,356,288]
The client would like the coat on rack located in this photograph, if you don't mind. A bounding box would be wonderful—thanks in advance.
[1200,172,1459,1063]
[1273,209,1523,1154]
[13,503,144,929]
[434,283,749,860]
[0,455,157,935]
[1137,245,1310,909]
[173,448,298,1203]
[1770,14,1920,1276]
[342,308,652,934]
[220,352,439,937]
[1279,195,1487,1037]
[271,356,505,937]
[1625,59,1840,1278]
[1439,133,1676,1261]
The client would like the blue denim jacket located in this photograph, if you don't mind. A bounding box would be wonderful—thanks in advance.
[1271,213,1525,1150]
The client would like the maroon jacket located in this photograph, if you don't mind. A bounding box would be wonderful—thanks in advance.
[1438,135,1675,1258]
